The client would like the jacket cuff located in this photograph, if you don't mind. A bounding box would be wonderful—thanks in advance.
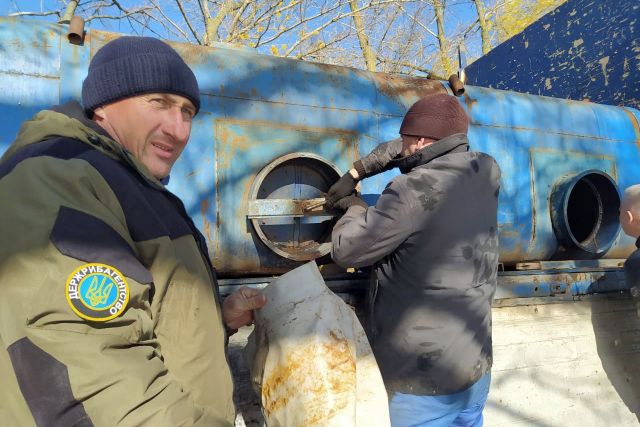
[353,160,366,180]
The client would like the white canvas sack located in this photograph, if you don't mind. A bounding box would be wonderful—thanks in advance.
[246,261,390,427]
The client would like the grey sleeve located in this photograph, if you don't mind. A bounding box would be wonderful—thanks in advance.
[354,138,402,178]
[331,178,414,268]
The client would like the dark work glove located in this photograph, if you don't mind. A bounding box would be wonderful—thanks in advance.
[332,194,368,212]
[325,173,358,208]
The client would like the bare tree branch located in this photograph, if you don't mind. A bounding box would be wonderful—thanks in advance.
[253,11,274,48]
[206,0,243,44]
[59,0,80,23]
[174,0,202,44]
[297,31,351,60]
[252,0,304,29]
[7,0,506,77]
[9,11,61,17]
[375,4,400,50]
[254,1,345,47]
[398,4,437,39]
[284,0,375,56]
[226,0,253,42]
[149,0,190,40]
[200,0,212,43]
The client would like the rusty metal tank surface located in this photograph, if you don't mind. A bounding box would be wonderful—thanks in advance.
[1,18,639,276]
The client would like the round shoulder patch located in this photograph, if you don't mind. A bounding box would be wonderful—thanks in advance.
[65,263,130,322]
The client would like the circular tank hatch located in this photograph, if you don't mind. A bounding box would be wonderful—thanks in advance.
[550,170,620,257]
[247,153,341,261]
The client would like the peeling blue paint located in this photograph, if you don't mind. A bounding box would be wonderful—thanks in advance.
[465,0,639,110]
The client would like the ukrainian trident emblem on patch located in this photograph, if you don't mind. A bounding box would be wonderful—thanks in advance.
[65,263,130,322]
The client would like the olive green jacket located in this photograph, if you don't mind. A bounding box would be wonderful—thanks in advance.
[0,102,234,426]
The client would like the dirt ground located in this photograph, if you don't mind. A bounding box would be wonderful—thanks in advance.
[229,326,264,427]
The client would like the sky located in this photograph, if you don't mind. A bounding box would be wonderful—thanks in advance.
[0,0,487,67]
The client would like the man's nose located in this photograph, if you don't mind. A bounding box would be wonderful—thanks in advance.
[163,108,191,143]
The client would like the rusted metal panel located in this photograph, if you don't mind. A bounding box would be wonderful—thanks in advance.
[218,267,629,303]
[59,29,90,104]
[515,259,625,271]
[528,149,617,260]
[463,85,640,264]
[495,269,626,300]
[207,120,354,273]
[0,73,59,150]
[0,18,60,152]
[0,17,59,77]
[464,0,639,110]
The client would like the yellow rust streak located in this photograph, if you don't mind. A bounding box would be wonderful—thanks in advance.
[238,178,253,229]
[216,117,358,142]
[214,123,250,171]
[215,117,360,214]
[215,117,359,172]
[621,107,640,152]
[86,29,120,57]
[200,199,211,241]
[261,330,356,425]
[370,72,446,102]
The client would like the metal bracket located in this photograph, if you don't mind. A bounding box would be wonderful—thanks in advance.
[247,198,333,219]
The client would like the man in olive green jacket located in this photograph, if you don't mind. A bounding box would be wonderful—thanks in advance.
[0,36,265,426]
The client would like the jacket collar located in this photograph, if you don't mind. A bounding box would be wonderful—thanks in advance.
[388,133,469,174]
[51,101,113,139]
[6,100,168,189]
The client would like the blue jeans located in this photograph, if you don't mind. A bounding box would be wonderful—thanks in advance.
[389,372,491,427]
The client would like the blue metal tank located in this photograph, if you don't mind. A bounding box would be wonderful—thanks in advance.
[1,18,639,276]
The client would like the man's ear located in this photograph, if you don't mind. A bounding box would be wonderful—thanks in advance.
[624,209,640,238]
[416,137,429,149]
[627,210,635,225]
[92,106,106,121]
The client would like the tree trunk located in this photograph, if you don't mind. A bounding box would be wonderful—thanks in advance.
[434,0,452,76]
[473,0,491,55]
[348,0,377,72]
[201,0,212,44]
[206,0,240,44]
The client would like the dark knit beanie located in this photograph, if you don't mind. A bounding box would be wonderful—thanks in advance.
[82,36,200,115]
[399,94,469,140]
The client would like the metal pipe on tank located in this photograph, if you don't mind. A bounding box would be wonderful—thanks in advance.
[550,170,621,259]
[448,74,465,96]
[67,16,84,45]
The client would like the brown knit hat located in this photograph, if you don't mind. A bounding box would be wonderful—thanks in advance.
[399,94,469,140]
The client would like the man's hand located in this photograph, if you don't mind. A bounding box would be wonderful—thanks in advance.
[222,286,267,330]
[332,194,368,212]
[326,170,359,208]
